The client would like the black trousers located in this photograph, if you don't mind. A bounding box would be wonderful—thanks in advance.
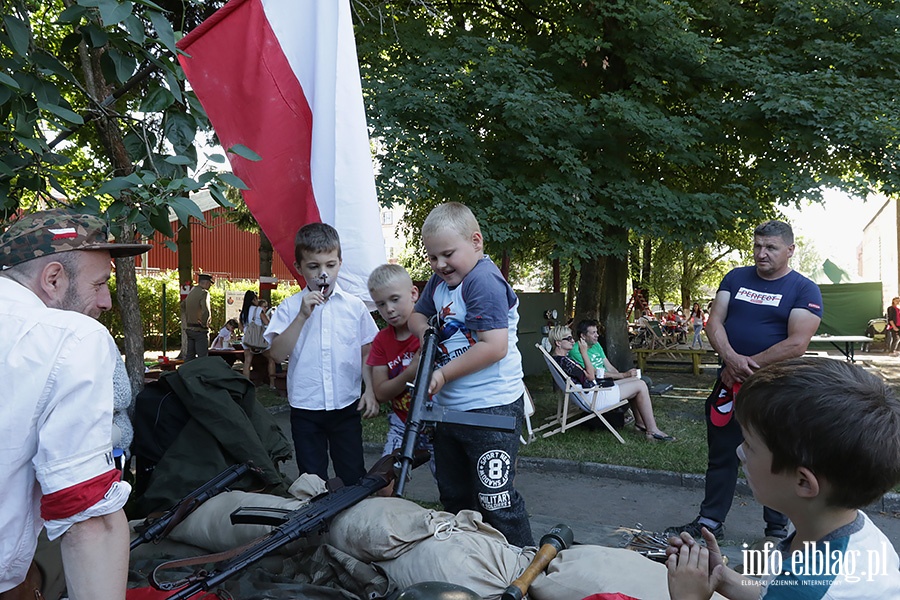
[432,396,535,548]
[185,328,209,362]
[290,402,365,487]
[701,379,789,534]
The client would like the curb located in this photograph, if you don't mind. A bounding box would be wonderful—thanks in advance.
[275,410,900,517]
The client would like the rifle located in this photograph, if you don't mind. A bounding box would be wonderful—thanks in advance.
[151,451,426,599]
[501,524,573,600]
[130,462,258,551]
[393,327,518,497]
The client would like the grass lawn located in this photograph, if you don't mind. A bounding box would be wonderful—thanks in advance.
[518,371,713,474]
[358,369,717,475]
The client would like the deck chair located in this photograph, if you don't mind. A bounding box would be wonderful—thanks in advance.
[644,320,678,350]
[520,385,536,445]
[533,344,629,443]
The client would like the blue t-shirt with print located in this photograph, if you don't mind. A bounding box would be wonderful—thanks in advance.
[414,257,524,411]
[719,266,822,357]
[760,512,900,598]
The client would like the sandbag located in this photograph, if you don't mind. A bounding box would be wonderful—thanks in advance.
[159,474,327,552]
[325,496,510,562]
[162,490,306,552]
[377,525,532,600]
[529,545,728,600]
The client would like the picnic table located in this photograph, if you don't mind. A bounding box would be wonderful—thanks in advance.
[809,335,873,363]
[208,347,244,366]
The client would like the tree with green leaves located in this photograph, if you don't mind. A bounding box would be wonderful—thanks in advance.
[0,0,240,389]
[355,0,900,366]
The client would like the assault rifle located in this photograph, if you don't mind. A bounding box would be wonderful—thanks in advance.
[130,462,258,551]
[152,451,426,599]
[393,327,517,497]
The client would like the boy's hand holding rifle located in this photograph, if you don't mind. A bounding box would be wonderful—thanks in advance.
[392,327,516,498]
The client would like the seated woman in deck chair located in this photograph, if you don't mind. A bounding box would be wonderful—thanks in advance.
[548,325,675,442]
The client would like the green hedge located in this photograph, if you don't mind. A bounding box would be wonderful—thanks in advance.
[99,271,303,351]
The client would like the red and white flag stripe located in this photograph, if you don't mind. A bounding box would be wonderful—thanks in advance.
[177,0,385,301]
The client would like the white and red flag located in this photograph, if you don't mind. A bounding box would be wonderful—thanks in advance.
[177,0,385,301]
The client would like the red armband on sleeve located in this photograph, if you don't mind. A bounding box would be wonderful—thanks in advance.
[41,469,122,521]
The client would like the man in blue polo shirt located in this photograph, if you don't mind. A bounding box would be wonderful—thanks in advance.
[667,220,822,545]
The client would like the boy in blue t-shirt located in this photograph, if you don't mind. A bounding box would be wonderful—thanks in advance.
[666,357,900,599]
[409,202,533,548]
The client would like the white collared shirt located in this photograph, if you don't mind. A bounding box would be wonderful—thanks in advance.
[265,284,378,410]
[0,277,123,593]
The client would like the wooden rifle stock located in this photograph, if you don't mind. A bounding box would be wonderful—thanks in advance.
[502,524,573,600]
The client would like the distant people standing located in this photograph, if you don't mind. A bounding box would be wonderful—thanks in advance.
[689,302,704,349]
[887,297,900,356]
[240,290,277,389]
[184,273,214,361]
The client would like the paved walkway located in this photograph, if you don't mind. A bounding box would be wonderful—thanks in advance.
[271,410,900,566]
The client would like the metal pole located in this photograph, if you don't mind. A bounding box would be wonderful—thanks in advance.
[162,282,167,355]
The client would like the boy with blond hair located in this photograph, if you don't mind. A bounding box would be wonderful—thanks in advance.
[266,223,379,486]
[666,357,900,599]
[366,264,435,465]
[409,202,534,547]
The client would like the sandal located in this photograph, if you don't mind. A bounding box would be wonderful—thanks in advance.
[646,431,676,442]
[635,423,647,433]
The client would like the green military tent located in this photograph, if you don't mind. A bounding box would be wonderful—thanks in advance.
[807,259,883,336]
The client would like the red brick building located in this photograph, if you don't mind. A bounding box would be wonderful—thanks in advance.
[139,204,296,283]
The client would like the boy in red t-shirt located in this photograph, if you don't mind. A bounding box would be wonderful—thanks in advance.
[366,264,435,469]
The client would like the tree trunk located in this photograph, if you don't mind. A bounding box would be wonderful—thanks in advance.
[259,228,274,304]
[76,32,145,391]
[565,263,577,321]
[680,249,691,309]
[641,236,652,288]
[599,228,633,369]
[552,258,561,293]
[177,222,192,357]
[115,253,144,397]
[574,256,605,325]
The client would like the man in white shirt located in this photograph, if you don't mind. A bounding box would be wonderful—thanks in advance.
[0,209,150,598]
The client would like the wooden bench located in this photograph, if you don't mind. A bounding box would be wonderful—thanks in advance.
[208,348,244,366]
[632,348,712,376]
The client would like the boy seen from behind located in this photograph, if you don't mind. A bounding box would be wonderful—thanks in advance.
[408,202,534,548]
[366,264,434,466]
[666,357,900,599]
[266,223,379,486]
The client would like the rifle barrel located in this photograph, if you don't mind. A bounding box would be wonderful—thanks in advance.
[394,328,438,497]
[131,463,253,550]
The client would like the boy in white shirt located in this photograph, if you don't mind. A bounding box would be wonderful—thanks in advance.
[266,223,379,486]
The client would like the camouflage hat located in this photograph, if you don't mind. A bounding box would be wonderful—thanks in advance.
[0,209,152,269]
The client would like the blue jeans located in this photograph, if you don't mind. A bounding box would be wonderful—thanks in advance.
[383,412,436,478]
